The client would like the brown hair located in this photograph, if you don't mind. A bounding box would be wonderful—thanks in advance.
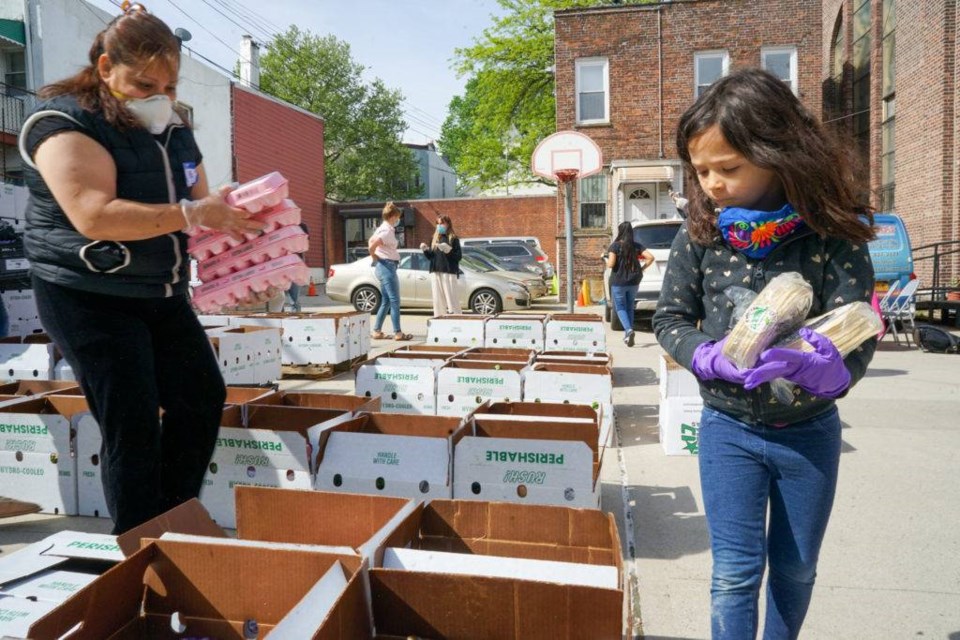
[432,214,456,246]
[39,5,180,130]
[676,68,874,246]
[382,201,402,222]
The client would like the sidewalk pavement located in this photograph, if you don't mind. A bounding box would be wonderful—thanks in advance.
[1,300,958,639]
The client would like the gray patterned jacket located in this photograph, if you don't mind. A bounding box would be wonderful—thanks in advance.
[652,222,877,426]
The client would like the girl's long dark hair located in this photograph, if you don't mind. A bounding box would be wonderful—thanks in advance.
[615,221,638,274]
[676,68,875,246]
[39,6,181,130]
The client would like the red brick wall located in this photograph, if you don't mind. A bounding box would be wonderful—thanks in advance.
[232,85,325,268]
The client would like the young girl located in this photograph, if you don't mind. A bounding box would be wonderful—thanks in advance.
[605,221,654,346]
[652,68,877,639]
[420,215,462,316]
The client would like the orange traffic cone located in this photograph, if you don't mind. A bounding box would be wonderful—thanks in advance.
[307,278,317,296]
[576,281,587,307]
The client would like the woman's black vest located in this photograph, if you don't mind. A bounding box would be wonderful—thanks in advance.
[20,95,200,298]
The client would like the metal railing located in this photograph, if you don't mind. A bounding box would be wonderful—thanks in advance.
[0,82,37,136]
[912,238,960,301]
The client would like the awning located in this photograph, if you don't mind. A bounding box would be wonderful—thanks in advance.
[617,166,674,182]
[337,208,382,219]
[0,20,26,47]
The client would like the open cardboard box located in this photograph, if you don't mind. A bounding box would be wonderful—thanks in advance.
[457,346,536,362]
[391,344,466,356]
[522,363,614,448]
[251,390,380,413]
[229,312,359,366]
[543,314,607,352]
[354,354,443,415]
[425,314,486,347]
[224,384,280,406]
[535,349,612,369]
[0,395,91,514]
[312,412,470,499]
[0,335,57,381]
[0,380,81,397]
[207,325,282,385]
[435,360,527,418]
[26,537,369,639]
[366,499,626,639]
[453,405,602,508]
[483,314,547,350]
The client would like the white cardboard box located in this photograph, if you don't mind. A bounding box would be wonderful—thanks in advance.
[75,413,108,518]
[425,315,485,347]
[53,359,75,381]
[659,395,703,456]
[232,313,360,366]
[206,325,282,384]
[354,355,441,415]
[659,353,699,398]
[0,341,55,382]
[312,413,469,499]
[544,314,607,352]
[522,363,614,448]
[435,361,526,418]
[1,289,42,338]
[483,315,546,350]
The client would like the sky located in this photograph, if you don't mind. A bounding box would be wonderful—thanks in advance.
[86,0,505,144]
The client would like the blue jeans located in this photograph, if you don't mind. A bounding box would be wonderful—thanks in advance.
[699,405,842,640]
[285,283,301,312]
[373,259,402,333]
[610,284,636,333]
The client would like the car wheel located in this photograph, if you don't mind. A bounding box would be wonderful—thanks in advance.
[470,288,502,315]
[352,285,381,313]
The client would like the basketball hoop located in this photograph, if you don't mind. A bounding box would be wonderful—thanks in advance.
[554,169,579,183]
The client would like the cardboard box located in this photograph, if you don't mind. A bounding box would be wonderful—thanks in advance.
[367,500,626,639]
[0,595,60,637]
[456,346,536,364]
[391,344,466,357]
[522,363,614,448]
[313,412,469,499]
[453,407,602,508]
[544,314,607,352]
[200,404,354,528]
[26,537,369,640]
[536,350,612,369]
[658,395,703,456]
[251,390,380,414]
[0,395,90,515]
[53,358,75,381]
[206,325,282,384]
[195,313,232,327]
[0,380,81,397]
[659,353,699,398]
[0,337,55,381]
[425,314,485,346]
[75,412,107,518]
[483,314,547,350]
[348,311,371,360]
[1,289,42,337]
[354,354,441,415]
[231,312,359,366]
[435,361,526,418]
[224,384,280,406]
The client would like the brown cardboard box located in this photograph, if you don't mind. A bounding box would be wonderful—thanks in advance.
[0,380,81,396]
[250,390,380,413]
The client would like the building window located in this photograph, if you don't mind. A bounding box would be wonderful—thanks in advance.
[880,0,896,211]
[829,11,845,118]
[579,174,607,228]
[851,0,871,158]
[575,58,608,124]
[3,51,26,90]
[762,46,798,94]
[881,0,896,97]
[694,51,729,98]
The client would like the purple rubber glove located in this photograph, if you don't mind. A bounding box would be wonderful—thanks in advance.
[743,327,851,398]
[690,337,748,384]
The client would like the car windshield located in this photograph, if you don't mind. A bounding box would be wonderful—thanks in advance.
[460,256,495,273]
[465,248,513,271]
[486,245,530,257]
[634,223,681,249]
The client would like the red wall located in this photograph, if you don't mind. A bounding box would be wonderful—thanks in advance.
[231,85,325,268]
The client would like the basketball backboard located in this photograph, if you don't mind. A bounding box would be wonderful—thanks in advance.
[531,131,603,182]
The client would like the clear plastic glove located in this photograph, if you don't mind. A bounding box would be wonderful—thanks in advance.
[419,242,429,252]
[181,185,266,240]
[438,242,452,254]
[743,328,851,398]
[690,337,749,384]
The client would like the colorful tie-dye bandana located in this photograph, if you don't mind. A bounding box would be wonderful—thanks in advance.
[717,203,805,260]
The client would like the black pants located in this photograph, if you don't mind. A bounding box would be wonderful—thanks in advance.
[33,277,225,533]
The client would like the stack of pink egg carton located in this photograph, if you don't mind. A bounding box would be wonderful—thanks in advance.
[189,172,310,313]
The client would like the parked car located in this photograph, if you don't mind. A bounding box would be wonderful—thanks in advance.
[603,218,683,330]
[462,236,543,250]
[461,247,548,298]
[326,249,531,315]
[461,240,554,279]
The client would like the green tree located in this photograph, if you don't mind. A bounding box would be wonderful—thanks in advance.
[441,0,647,191]
[258,27,420,202]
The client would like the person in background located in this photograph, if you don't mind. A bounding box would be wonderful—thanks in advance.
[18,5,264,533]
[606,221,654,347]
[669,189,689,218]
[420,214,462,316]
[368,201,412,340]
[285,221,309,313]
[653,68,876,639]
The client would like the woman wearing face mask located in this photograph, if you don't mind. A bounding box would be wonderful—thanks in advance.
[419,215,462,317]
[18,6,264,533]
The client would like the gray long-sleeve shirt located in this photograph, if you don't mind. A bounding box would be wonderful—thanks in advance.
[652,222,877,426]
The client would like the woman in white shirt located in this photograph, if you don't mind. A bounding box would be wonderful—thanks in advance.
[368,202,412,340]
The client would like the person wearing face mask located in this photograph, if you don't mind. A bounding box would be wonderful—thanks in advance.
[17,6,265,533]
[419,215,462,317]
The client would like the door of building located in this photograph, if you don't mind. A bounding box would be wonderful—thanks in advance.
[626,184,657,222]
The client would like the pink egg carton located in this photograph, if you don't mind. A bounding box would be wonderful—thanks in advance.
[187,199,302,260]
[225,171,289,213]
[197,225,309,282]
[192,254,309,313]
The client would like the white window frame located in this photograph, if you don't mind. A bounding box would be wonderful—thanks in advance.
[761,46,798,95]
[575,57,609,125]
[694,50,729,98]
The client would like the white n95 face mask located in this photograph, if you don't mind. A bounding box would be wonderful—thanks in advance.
[124,94,174,135]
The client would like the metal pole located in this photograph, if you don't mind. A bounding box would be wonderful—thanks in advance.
[565,179,575,313]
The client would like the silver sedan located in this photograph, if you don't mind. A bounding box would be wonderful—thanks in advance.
[326,249,532,315]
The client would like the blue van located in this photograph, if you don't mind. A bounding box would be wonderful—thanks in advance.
[868,213,914,294]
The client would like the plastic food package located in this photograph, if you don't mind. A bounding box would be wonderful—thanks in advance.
[768,301,884,403]
[224,171,289,213]
[191,254,309,313]
[197,225,308,282]
[721,272,814,368]
[187,199,302,260]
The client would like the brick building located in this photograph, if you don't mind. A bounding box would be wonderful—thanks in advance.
[325,195,556,268]
[823,0,959,286]
[554,0,823,295]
